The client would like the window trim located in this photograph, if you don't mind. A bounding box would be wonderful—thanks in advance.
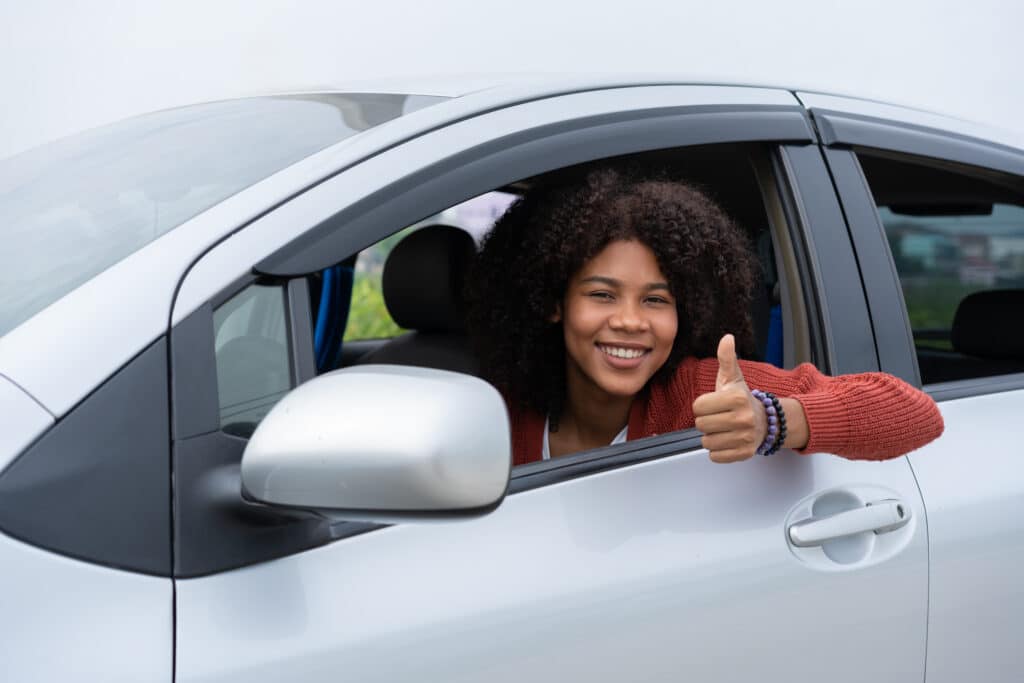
[925,373,1024,402]
[821,147,920,385]
[810,108,1024,178]
[776,144,879,376]
[255,104,815,276]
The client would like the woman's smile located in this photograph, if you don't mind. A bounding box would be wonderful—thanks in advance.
[596,342,652,367]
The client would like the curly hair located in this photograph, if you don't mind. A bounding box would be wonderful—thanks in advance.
[465,164,759,422]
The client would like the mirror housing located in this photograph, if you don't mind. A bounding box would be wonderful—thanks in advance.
[240,365,511,522]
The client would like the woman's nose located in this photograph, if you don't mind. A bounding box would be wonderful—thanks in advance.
[609,304,650,332]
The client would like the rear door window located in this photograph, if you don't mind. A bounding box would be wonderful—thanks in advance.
[857,153,1024,383]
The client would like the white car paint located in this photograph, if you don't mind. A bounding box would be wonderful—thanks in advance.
[0,531,172,682]
[178,449,928,683]
[907,389,1024,682]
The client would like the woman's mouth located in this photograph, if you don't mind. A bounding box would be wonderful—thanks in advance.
[596,343,651,366]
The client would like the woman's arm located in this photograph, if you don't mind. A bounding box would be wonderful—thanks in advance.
[693,335,944,462]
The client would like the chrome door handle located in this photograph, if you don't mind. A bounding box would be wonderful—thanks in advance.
[787,500,910,548]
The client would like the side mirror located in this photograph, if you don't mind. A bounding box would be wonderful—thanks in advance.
[240,365,511,523]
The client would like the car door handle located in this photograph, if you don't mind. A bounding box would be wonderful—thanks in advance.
[787,500,911,548]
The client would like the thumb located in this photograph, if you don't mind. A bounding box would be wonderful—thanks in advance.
[715,334,745,390]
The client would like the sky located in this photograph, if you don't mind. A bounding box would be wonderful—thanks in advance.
[1,0,1021,160]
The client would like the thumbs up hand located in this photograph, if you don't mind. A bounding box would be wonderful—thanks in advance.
[692,334,768,463]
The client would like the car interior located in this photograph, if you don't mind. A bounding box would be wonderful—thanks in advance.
[307,143,802,385]
[857,152,1024,384]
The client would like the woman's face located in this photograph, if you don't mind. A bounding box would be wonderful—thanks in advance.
[555,239,678,401]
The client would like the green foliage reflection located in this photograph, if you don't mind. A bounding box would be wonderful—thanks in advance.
[343,272,404,341]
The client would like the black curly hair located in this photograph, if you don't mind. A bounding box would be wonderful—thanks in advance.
[465,163,759,423]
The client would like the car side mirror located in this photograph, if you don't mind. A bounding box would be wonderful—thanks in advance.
[240,365,511,523]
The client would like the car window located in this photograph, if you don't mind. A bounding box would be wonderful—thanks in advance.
[857,152,1024,384]
[0,93,446,339]
[213,284,292,436]
[340,191,519,343]
[330,145,803,387]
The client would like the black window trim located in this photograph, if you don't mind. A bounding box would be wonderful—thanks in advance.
[775,143,880,376]
[817,115,1024,399]
[810,108,1024,178]
[820,147,920,386]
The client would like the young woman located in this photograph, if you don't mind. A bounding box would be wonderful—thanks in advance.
[466,164,944,466]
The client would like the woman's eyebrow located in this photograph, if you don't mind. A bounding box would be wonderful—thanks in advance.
[579,276,671,291]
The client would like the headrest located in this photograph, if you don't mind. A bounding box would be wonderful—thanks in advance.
[382,224,476,332]
[951,289,1024,359]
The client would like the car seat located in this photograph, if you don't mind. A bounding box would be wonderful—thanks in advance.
[917,289,1024,383]
[355,224,479,375]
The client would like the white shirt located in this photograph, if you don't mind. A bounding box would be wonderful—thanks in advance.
[541,416,629,460]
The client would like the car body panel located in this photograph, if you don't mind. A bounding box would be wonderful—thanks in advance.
[906,390,1024,682]
[812,112,1024,682]
[177,449,927,683]
[0,530,172,682]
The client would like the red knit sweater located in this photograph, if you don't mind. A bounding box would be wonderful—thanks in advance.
[510,357,944,466]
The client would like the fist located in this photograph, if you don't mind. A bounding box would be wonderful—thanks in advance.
[692,334,767,463]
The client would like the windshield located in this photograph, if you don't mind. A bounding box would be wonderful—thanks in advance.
[0,92,446,337]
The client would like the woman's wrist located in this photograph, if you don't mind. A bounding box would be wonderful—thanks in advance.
[779,397,809,450]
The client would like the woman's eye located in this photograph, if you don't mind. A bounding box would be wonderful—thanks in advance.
[646,296,670,305]
[588,291,614,300]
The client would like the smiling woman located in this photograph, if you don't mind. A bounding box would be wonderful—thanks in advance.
[550,240,679,455]
[465,163,945,465]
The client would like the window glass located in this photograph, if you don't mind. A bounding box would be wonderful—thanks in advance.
[859,153,1024,383]
[0,93,446,339]
[213,284,292,436]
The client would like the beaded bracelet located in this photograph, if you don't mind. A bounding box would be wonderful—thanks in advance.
[750,390,787,456]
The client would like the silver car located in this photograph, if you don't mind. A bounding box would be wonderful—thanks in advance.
[2,77,1023,682]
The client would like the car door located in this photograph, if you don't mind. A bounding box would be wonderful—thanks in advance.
[170,85,929,682]
[807,92,1024,683]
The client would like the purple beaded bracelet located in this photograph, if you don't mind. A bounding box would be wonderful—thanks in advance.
[751,389,786,456]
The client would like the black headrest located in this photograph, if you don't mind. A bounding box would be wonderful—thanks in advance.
[382,224,476,332]
[951,289,1024,359]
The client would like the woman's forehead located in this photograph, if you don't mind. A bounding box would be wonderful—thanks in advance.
[575,239,667,282]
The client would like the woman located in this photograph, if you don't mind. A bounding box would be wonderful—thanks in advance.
[466,164,944,466]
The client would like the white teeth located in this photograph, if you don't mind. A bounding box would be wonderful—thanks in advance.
[600,345,646,359]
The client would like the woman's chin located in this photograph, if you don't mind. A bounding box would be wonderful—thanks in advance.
[593,375,650,400]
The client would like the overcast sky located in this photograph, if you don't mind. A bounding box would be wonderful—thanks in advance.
[1,0,1021,160]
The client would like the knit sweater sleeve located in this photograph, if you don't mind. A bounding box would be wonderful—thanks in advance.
[693,360,944,461]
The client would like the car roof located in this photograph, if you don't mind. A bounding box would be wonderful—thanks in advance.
[263,73,1024,152]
